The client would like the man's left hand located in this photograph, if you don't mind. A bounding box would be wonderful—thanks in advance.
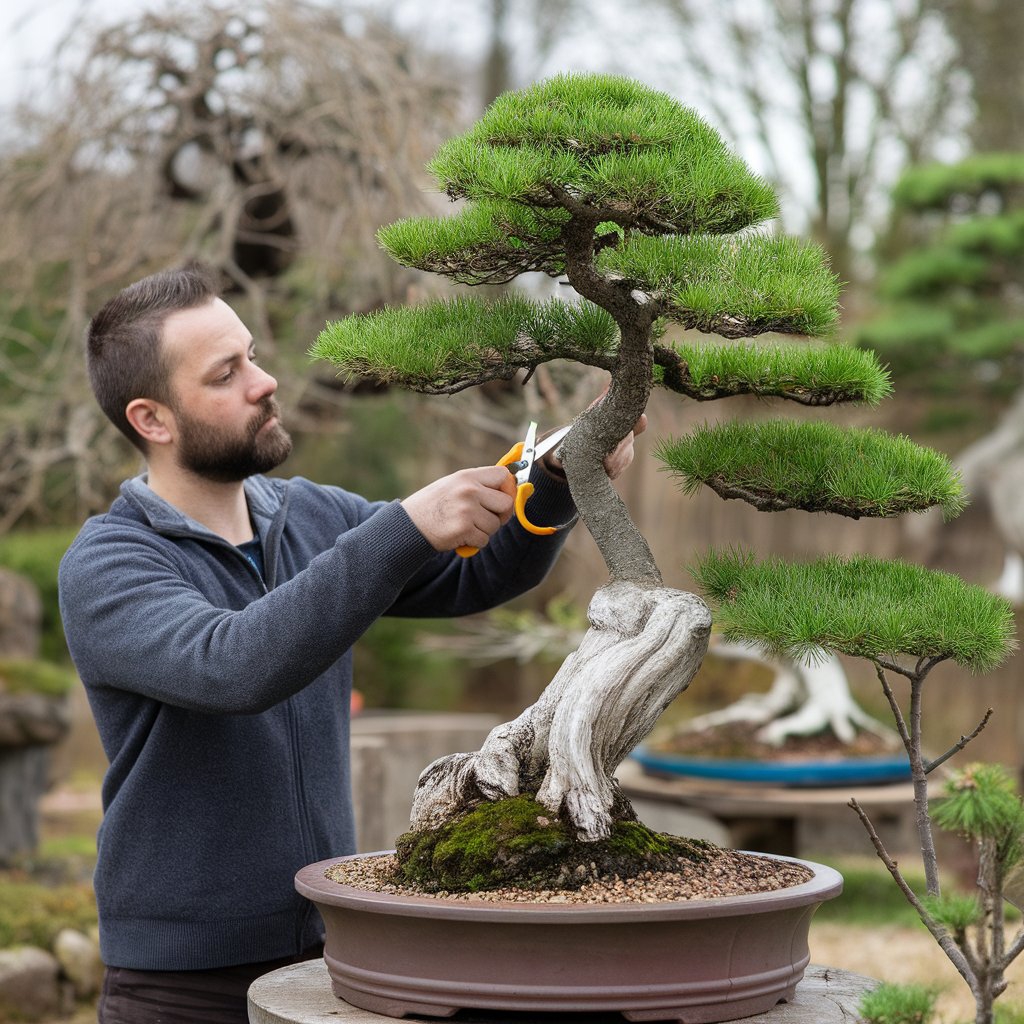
[542,411,648,481]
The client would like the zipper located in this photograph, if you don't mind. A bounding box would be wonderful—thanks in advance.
[286,697,317,951]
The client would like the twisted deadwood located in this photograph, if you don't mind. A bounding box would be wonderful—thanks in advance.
[409,582,712,841]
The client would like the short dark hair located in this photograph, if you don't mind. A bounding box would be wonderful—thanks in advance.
[86,262,220,452]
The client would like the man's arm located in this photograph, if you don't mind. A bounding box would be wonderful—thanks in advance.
[386,412,648,618]
[59,501,439,715]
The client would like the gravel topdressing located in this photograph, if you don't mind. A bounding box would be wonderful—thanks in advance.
[324,848,814,904]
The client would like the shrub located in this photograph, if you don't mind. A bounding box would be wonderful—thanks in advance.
[860,982,937,1024]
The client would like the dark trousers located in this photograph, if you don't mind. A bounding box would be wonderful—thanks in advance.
[97,945,323,1024]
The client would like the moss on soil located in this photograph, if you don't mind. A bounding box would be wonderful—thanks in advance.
[393,794,712,893]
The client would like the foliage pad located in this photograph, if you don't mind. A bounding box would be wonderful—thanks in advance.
[428,73,778,234]
[658,420,966,519]
[600,234,840,337]
[312,296,618,392]
[692,549,1016,671]
[664,341,892,405]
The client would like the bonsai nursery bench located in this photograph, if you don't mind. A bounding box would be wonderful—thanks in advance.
[247,960,875,1024]
[617,758,918,857]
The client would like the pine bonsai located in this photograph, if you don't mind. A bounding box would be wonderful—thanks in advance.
[312,75,1013,909]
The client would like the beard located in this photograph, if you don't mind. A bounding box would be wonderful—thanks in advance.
[174,396,293,483]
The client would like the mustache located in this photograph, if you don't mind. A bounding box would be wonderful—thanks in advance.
[249,397,282,438]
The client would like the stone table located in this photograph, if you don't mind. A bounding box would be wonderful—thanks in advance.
[248,960,875,1024]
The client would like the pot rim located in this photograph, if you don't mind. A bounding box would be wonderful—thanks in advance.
[296,850,843,923]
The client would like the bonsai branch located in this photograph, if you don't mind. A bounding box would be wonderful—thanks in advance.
[873,662,911,750]
[849,797,977,986]
[650,345,865,406]
[925,708,994,775]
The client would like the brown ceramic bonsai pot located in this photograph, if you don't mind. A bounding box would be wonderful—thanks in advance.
[295,852,842,1024]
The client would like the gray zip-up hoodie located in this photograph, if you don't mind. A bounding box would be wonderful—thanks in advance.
[58,470,575,971]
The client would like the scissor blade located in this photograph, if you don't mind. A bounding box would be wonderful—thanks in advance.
[533,425,571,460]
[513,422,540,484]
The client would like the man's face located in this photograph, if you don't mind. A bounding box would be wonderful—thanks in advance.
[159,298,293,483]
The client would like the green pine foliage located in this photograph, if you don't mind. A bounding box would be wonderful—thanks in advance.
[657,420,966,519]
[378,201,569,284]
[312,295,618,392]
[880,246,991,299]
[859,153,1024,401]
[893,153,1024,211]
[922,891,983,932]
[662,340,892,405]
[932,764,1024,850]
[691,549,1016,671]
[427,73,778,234]
[599,233,840,337]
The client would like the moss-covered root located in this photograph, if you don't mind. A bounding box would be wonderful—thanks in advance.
[392,795,712,894]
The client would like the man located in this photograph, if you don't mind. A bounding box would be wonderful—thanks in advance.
[58,263,643,1023]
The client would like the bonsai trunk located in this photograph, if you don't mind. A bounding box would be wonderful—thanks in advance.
[408,210,712,843]
[410,582,711,840]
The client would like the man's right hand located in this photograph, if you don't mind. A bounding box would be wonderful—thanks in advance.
[402,467,517,552]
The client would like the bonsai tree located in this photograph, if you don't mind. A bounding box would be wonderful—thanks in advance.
[312,74,991,880]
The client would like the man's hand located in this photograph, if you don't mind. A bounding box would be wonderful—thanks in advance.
[402,466,517,552]
[542,409,648,481]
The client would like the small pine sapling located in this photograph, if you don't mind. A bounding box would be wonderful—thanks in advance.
[693,552,1017,1024]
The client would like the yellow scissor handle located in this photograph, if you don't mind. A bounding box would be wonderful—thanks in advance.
[456,442,544,557]
[513,482,557,536]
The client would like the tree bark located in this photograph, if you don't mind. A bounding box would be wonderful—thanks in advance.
[409,583,711,840]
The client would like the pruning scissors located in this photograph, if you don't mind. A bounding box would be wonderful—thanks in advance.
[456,421,571,558]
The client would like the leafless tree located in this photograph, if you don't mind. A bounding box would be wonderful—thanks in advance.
[649,0,968,287]
[0,0,459,531]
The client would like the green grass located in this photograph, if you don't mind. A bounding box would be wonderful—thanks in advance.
[814,859,930,928]
[658,420,966,519]
[0,875,97,949]
[860,981,938,1024]
[691,549,1016,671]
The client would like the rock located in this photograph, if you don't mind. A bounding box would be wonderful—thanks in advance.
[0,569,41,660]
[0,946,61,1020]
[0,691,71,747]
[53,928,103,999]
[0,745,51,859]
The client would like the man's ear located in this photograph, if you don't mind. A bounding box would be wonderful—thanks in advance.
[125,398,174,447]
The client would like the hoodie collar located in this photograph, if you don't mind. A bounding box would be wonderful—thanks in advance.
[119,473,288,541]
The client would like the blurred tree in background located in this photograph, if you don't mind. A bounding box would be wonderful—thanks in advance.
[646,0,967,290]
[859,154,1024,405]
[0,0,457,531]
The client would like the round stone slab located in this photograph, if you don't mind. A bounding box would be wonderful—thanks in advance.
[248,960,876,1024]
